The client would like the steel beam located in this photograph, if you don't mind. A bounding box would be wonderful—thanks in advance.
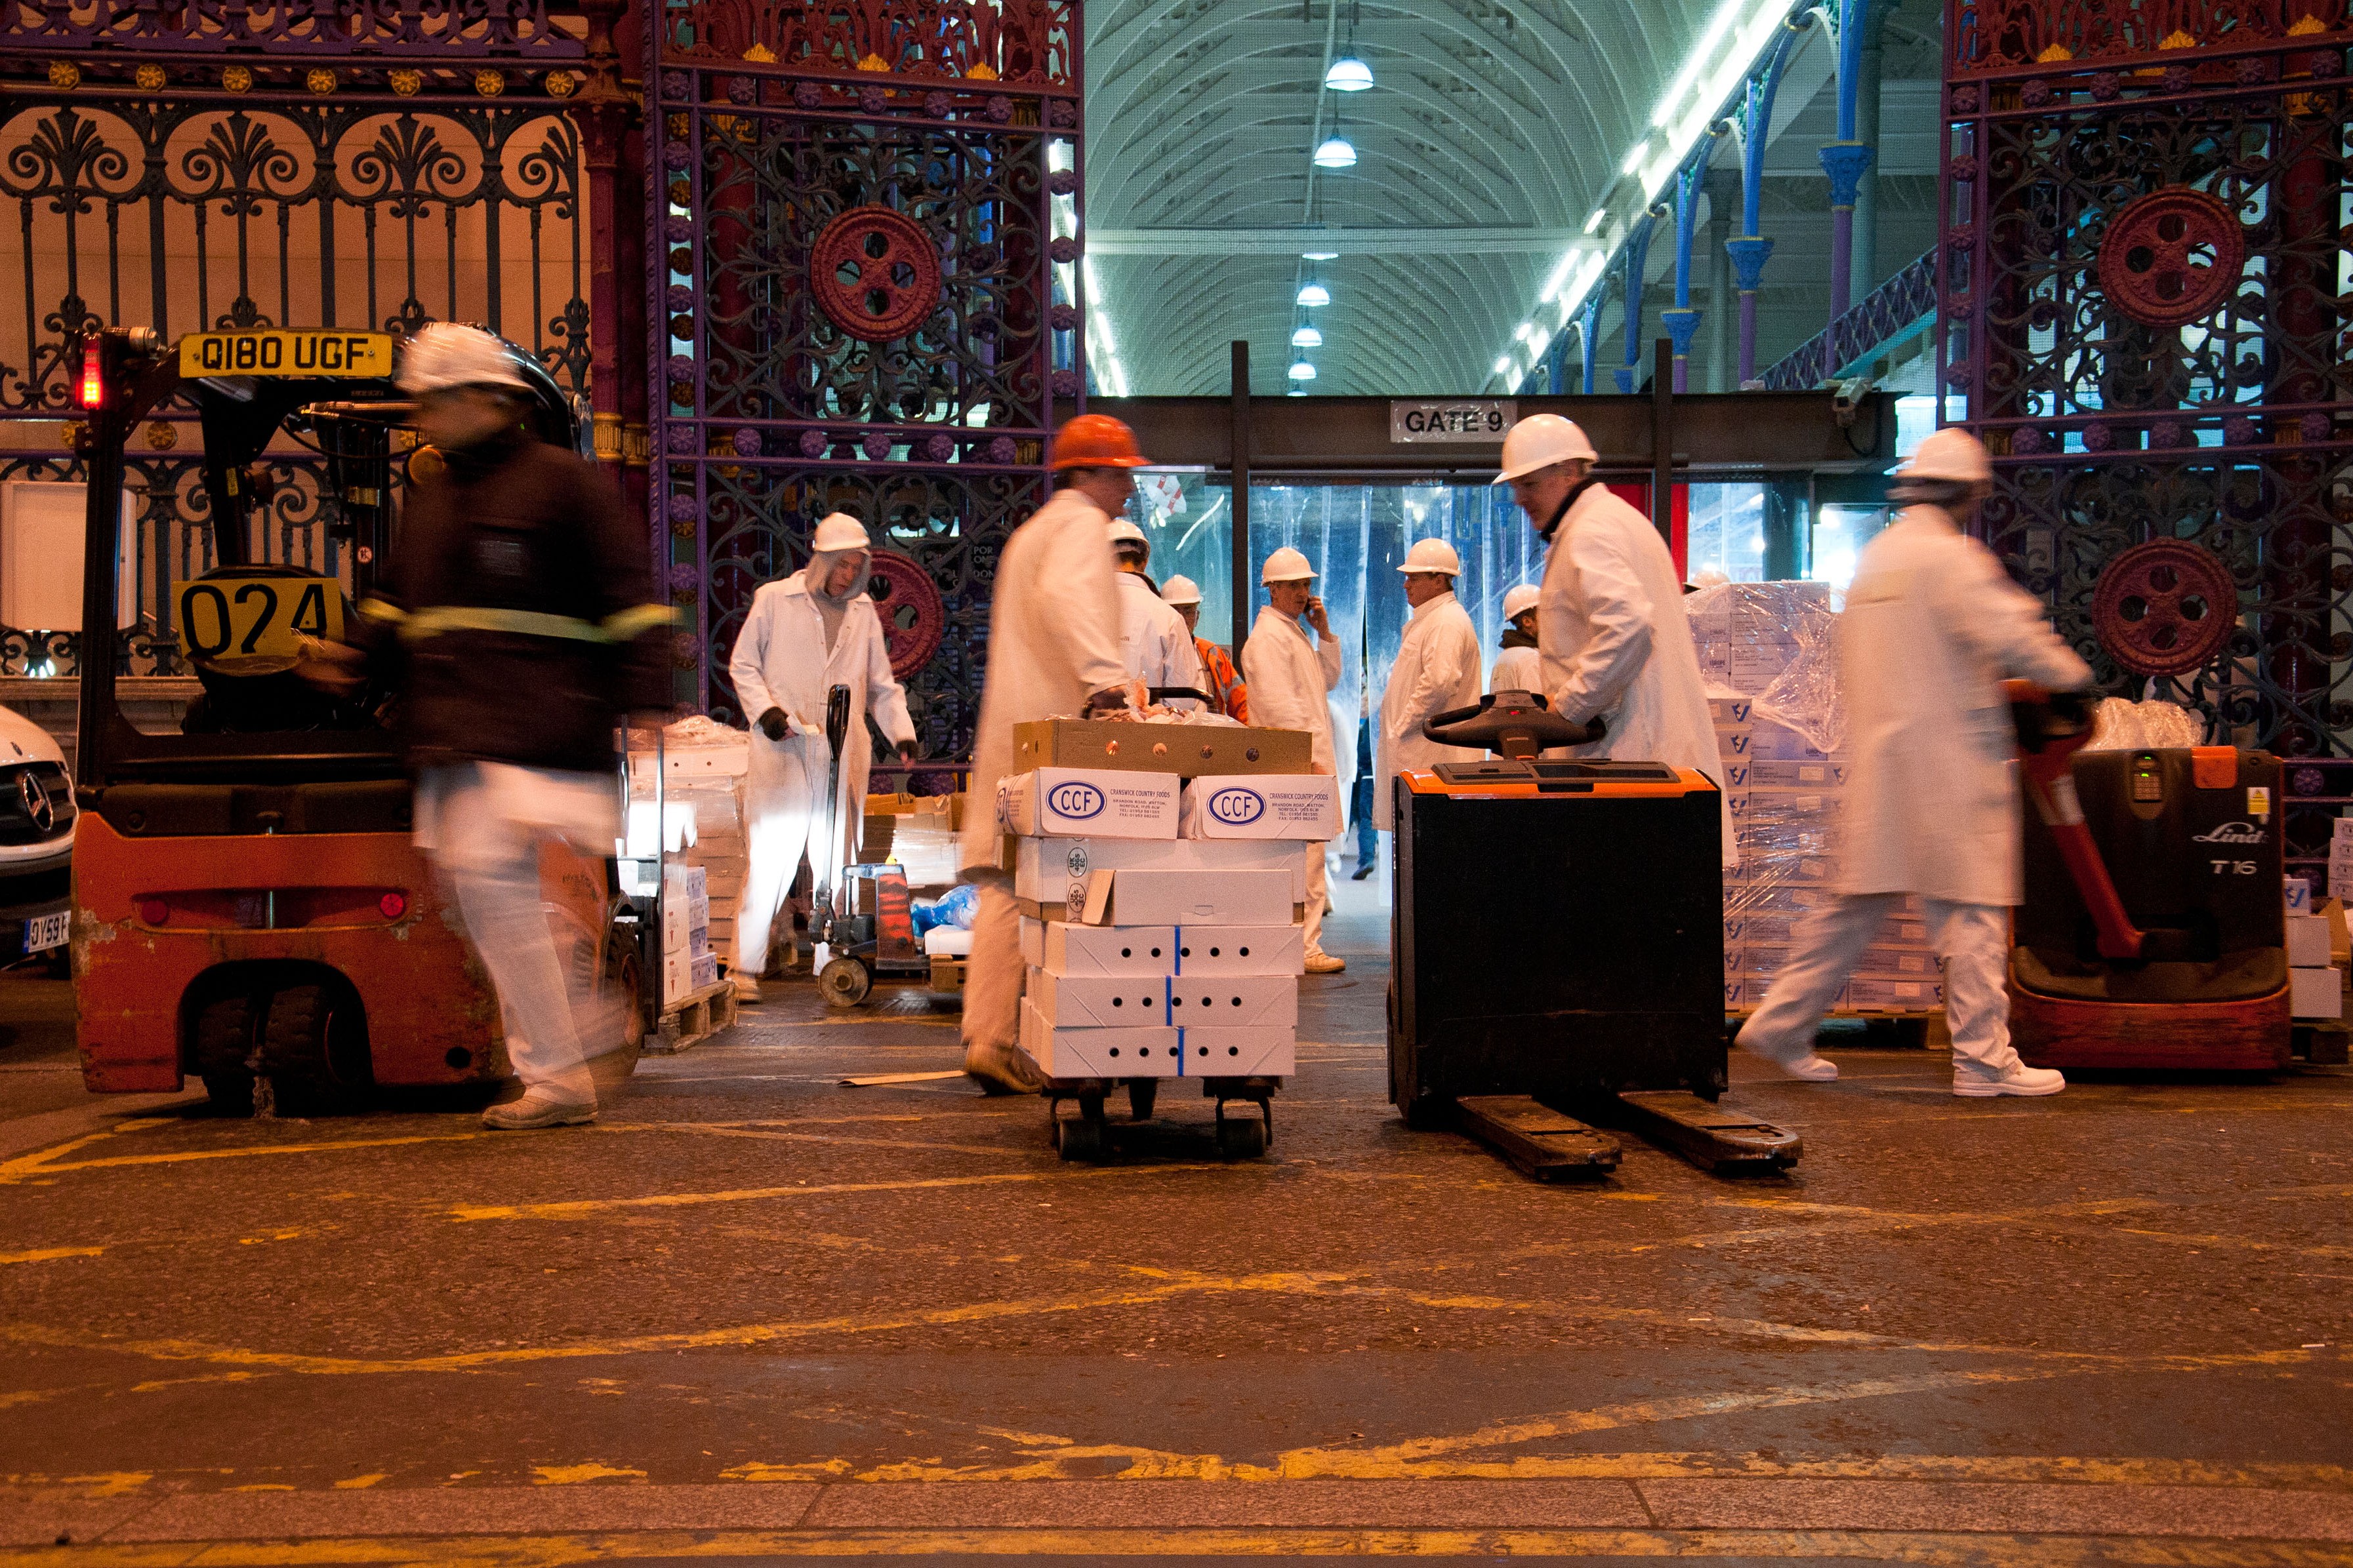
[1087,228,1597,257]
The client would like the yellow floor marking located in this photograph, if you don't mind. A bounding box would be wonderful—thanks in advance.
[329,1476,385,1491]
[3,1133,488,1183]
[447,1162,1221,1222]
[126,1373,266,1395]
[596,1122,1013,1159]
[0,1526,2341,1567]
[529,1465,646,1486]
[0,1247,102,1265]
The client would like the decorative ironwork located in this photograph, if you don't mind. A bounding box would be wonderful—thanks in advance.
[810,203,945,343]
[1940,5,2350,752]
[2089,538,2238,674]
[1761,249,1939,389]
[0,0,589,56]
[650,7,1077,755]
[2095,188,2245,328]
[866,545,943,678]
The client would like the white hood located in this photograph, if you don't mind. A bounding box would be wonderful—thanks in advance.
[0,705,64,768]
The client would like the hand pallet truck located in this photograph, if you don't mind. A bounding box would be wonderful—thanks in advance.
[808,683,937,1007]
[1046,1074,1277,1162]
[1389,691,1800,1179]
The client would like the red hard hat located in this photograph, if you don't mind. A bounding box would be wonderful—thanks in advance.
[1050,413,1151,471]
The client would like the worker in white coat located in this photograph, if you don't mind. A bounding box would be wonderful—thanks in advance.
[1496,414,1734,868]
[1240,546,1346,973]
[1490,583,1542,694]
[1734,428,2093,1096]
[1108,517,1206,704]
[1374,537,1483,832]
[727,512,918,1002]
[957,414,1141,1093]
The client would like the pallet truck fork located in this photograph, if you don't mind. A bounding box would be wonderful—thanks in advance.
[1391,691,1801,1180]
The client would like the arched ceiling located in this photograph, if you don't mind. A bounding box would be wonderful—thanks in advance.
[1082,0,1719,395]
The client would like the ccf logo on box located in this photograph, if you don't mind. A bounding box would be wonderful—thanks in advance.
[1206,786,1265,826]
[1047,781,1105,821]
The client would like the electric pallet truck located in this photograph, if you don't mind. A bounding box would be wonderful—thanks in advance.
[2007,683,2291,1070]
[1389,691,1801,1178]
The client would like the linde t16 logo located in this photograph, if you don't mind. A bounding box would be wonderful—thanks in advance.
[1206,786,1265,825]
[2190,822,2266,845]
[1048,782,1105,820]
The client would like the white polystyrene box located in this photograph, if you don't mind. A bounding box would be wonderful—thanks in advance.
[998,769,1178,839]
[1027,967,1172,1028]
[1018,997,1179,1079]
[2290,965,2343,1020]
[1014,836,1305,906]
[1164,974,1298,1029]
[1173,925,1303,976]
[1179,1025,1296,1077]
[1179,774,1343,841]
[1077,868,1294,927]
[1019,917,1177,976]
[2287,914,2331,968]
[2285,877,2312,915]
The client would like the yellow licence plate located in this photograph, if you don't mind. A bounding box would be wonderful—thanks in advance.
[178,574,344,661]
[179,331,394,379]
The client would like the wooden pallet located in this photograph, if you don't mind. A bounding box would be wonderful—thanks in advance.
[650,978,738,1054]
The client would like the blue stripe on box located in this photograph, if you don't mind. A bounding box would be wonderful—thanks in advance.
[1173,925,1182,976]
[1176,1027,1186,1076]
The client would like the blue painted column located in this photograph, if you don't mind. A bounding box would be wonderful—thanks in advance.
[1578,290,1605,395]
[1662,162,1708,393]
[1612,215,1655,393]
[1732,22,1807,386]
[1822,0,1882,325]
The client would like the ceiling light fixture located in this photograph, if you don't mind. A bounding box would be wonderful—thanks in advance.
[1324,54,1374,90]
[1313,134,1357,169]
[1583,208,1608,233]
[1292,323,1323,348]
[1288,359,1317,381]
[1302,249,1339,260]
[1492,355,1512,378]
[1297,279,1330,307]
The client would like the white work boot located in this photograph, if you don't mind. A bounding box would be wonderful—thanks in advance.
[1953,1058,2066,1098]
[731,975,763,1004]
[1774,1053,1839,1082]
[1304,949,1347,975]
[963,1038,1048,1096]
[482,1089,599,1130]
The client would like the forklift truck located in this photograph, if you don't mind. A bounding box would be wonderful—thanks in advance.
[69,326,647,1113]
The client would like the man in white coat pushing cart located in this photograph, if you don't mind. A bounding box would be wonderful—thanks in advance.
[727,512,918,1003]
[1240,546,1348,974]
[1732,429,2094,1096]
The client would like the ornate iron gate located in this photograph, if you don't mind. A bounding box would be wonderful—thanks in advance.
[647,0,1080,758]
[0,6,596,675]
[1940,0,2351,757]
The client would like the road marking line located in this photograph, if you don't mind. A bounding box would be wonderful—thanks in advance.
[446,1163,1223,1222]
[0,1247,102,1265]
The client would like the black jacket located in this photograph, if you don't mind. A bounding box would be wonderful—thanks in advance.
[359,433,670,774]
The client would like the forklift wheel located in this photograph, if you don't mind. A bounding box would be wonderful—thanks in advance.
[1216,1111,1268,1160]
[201,1072,256,1117]
[819,955,872,1009]
[1052,1104,1104,1161]
[1128,1079,1158,1121]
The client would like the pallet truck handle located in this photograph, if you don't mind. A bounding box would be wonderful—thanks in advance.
[2005,679,2145,961]
[1422,691,1599,757]
[811,683,853,945]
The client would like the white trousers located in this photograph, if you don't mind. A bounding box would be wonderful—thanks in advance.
[417,762,611,1104]
[1738,893,2020,1074]
[735,734,821,979]
[962,881,1024,1052]
[1304,840,1330,956]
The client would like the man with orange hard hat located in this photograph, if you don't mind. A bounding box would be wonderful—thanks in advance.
[957,413,1149,1093]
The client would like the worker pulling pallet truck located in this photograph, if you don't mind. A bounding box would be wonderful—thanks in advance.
[2006,681,2291,1071]
[1389,690,1800,1178]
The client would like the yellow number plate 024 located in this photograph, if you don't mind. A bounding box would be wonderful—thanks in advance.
[178,331,394,379]
[178,574,344,662]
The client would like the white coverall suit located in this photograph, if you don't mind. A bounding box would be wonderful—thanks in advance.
[957,489,1129,1055]
[1115,571,1208,700]
[1374,590,1482,832]
[1490,638,1542,696]
[1736,503,2093,1076]
[1240,605,1344,957]
[1538,481,1736,867]
[727,569,916,981]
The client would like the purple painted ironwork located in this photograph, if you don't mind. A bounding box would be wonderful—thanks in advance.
[1818,140,1875,324]
[0,0,586,55]
[1761,247,1936,389]
[657,0,1074,88]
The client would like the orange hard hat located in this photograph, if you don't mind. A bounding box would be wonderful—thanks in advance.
[1050,413,1151,471]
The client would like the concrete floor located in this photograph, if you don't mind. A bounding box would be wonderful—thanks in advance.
[3,898,2351,1567]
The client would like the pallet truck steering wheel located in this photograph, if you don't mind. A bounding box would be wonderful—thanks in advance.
[1422,691,1601,759]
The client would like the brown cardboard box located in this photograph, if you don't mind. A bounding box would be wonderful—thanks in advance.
[1013,719,1312,778]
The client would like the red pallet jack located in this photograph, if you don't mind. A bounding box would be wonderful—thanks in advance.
[2006,682,2291,1071]
[810,683,933,1007]
[1389,693,1801,1179]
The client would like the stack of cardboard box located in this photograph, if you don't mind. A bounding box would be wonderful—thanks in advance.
[1003,763,1338,1084]
[662,863,720,999]
[627,721,750,966]
[2284,875,2341,1019]
[1690,582,1831,693]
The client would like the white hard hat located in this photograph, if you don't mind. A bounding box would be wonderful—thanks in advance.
[1260,546,1317,584]
[1502,584,1540,620]
[398,321,529,395]
[1399,538,1462,576]
[1161,574,1202,607]
[1492,413,1599,484]
[812,512,869,552]
[1107,517,1149,546]
[1900,426,1994,483]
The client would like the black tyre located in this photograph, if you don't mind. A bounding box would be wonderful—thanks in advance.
[263,984,371,1114]
[1053,1108,1103,1161]
[819,955,872,1009]
[1216,1112,1268,1160]
[1127,1079,1158,1122]
[200,1072,256,1117]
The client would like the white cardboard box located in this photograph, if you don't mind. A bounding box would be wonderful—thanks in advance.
[1179,1025,1296,1077]
[1074,868,1295,927]
[2291,965,2343,1020]
[2287,914,2331,968]
[1015,835,1305,907]
[1164,974,1298,1029]
[999,768,1178,839]
[1027,967,1173,1028]
[1018,997,1180,1078]
[1020,917,1177,976]
[1174,925,1303,976]
[2285,877,2312,915]
[1179,774,1342,840]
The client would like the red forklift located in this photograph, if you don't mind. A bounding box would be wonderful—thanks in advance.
[70,326,648,1114]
